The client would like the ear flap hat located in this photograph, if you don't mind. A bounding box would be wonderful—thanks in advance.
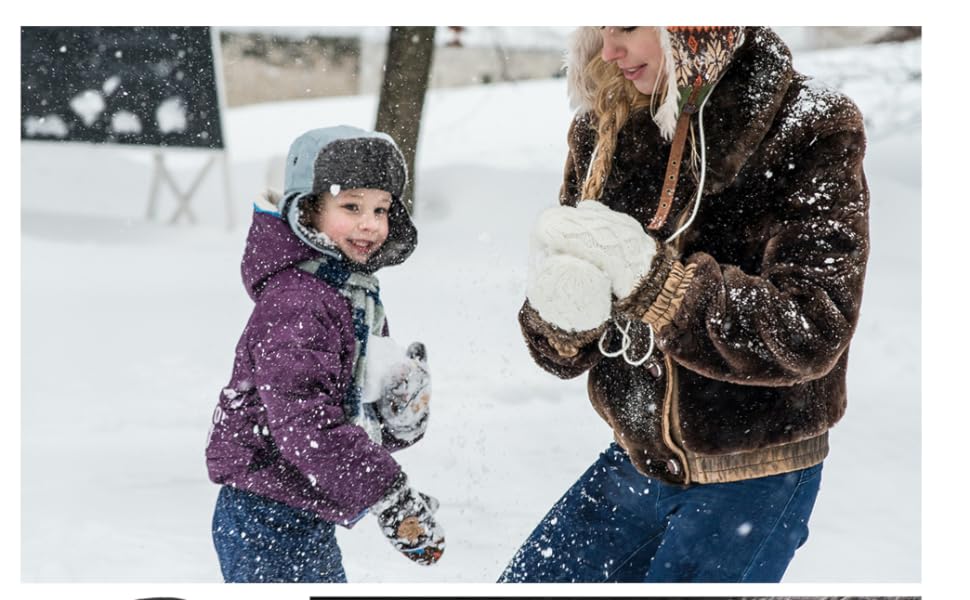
[276,125,417,271]
[567,27,746,235]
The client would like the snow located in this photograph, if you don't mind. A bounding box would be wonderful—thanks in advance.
[110,111,142,134]
[23,114,68,138]
[102,75,121,96]
[361,335,410,404]
[69,89,105,126]
[156,97,188,134]
[19,38,920,585]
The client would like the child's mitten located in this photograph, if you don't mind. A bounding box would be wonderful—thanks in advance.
[370,472,445,565]
[376,342,431,443]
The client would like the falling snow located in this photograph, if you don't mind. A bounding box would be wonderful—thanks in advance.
[102,75,121,96]
[19,31,920,584]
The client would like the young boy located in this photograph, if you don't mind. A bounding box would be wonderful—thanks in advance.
[206,126,443,582]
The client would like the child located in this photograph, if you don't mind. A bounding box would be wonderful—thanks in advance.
[206,125,444,583]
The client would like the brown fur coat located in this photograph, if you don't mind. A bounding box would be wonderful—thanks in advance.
[520,27,870,485]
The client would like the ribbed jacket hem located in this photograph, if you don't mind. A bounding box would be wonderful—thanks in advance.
[685,431,829,484]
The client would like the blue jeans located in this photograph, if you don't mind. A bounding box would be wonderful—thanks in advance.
[498,443,822,583]
[212,486,347,583]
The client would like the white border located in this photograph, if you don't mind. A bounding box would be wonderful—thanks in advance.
[10,3,941,600]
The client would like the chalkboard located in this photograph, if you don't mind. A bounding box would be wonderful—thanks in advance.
[21,27,224,149]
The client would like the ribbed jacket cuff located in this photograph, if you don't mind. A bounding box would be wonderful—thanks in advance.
[615,246,696,331]
[520,301,607,358]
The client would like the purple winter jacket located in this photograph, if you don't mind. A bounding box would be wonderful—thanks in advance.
[205,209,408,526]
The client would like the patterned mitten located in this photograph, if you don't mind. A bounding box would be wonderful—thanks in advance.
[533,200,658,298]
[376,342,431,443]
[371,473,445,566]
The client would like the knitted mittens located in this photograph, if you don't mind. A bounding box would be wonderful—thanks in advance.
[526,200,658,332]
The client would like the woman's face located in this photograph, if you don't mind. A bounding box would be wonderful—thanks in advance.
[600,27,664,96]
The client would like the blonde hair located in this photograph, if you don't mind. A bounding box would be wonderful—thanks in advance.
[580,50,699,202]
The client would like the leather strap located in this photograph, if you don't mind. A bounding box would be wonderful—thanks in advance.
[648,77,704,231]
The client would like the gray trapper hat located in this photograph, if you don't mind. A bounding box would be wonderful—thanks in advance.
[280,125,417,271]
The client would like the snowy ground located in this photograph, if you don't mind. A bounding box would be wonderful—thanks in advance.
[20,38,921,584]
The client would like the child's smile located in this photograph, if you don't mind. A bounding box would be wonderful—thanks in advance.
[313,188,392,263]
[345,237,380,261]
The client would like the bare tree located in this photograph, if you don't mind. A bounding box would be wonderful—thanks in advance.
[873,26,922,43]
[375,26,436,214]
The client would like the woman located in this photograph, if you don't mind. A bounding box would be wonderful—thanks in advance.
[500,26,869,583]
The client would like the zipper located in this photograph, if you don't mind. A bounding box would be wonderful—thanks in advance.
[661,211,691,485]
[660,353,691,483]
[658,200,694,483]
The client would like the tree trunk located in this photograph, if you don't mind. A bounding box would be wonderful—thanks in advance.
[375,26,436,215]
[873,26,922,43]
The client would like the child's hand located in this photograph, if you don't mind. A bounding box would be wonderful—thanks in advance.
[370,472,445,565]
[376,342,430,442]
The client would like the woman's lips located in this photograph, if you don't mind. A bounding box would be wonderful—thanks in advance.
[622,65,646,80]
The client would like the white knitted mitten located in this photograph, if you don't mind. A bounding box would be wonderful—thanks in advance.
[533,200,657,298]
[526,252,612,332]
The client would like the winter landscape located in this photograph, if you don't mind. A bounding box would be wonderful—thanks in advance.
[20,31,921,587]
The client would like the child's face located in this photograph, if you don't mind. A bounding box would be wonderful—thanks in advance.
[313,188,392,264]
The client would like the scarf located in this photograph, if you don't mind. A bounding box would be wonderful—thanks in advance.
[298,252,386,444]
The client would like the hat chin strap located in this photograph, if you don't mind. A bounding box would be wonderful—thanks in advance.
[647,76,704,232]
[648,26,745,236]
[666,91,712,244]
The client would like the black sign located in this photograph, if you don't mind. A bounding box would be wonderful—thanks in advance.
[21,26,224,149]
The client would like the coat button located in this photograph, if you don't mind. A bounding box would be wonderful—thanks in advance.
[666,458,682,475]
[646,361,663,378]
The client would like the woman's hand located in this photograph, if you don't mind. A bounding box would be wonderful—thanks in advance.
[547,337,579,357]
[526,251,612,333]
[532,200,658,299]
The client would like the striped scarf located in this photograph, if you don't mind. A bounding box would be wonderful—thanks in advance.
[298,254,386,444]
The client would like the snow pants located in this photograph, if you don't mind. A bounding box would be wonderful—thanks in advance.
[498,442,822,583]
[212,485,347,583]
